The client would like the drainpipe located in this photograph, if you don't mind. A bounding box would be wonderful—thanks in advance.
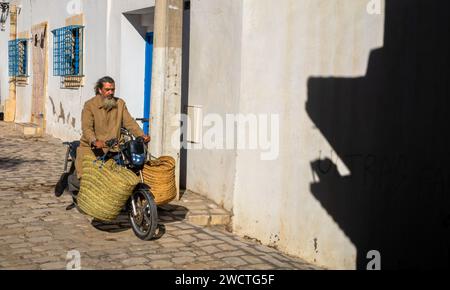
[150,0,184,199]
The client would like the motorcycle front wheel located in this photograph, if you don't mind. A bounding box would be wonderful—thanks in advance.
[129,185,158,241]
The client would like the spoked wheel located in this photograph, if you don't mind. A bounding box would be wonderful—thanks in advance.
[129,185,158,241]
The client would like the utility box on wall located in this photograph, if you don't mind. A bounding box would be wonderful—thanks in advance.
[186,105,202,144]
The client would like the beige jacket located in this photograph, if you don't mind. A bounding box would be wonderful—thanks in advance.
[76,95,144,178]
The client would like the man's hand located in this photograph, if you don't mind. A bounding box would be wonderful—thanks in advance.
[92,140,106,149]
[143,135,151,144]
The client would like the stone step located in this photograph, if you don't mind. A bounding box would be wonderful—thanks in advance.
[14,123,43,138]
[159,190,232,228]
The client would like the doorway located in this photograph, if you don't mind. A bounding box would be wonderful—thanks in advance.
[31,22,48,130]
[122,7,155,132]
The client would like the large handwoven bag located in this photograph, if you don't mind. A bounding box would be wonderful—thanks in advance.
[142,156,177,206]
[77,154,140,222]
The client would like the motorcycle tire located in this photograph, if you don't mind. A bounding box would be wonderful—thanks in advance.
[129,185,158,241]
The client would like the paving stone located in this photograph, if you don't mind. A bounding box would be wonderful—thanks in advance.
[180,263,210,270]
[216,244,238,251]
[10,248,32,255]
[150,260,174,269]
[39,262,67,270]
[104,253,130,261]
[0,260,31,268]
[171,256,196,264]
[243,263,274,270]
[124,265,151,270]
[25,230,52,238]
[192,240,223,247]
[8,265,40,270]
[31,256,62,264]
[121,257,149,266]
[171,251,196,257]
[94,262,123,269]
[178,235,198,243]
[197,256,215,262]
[27,236,53,243]
[213,250,247,259]
[223,257,248,267]
[201,246,221,254]
[176,229,198,235]
[146,254,172,260]
[241,255,265,264]
[259,255,287,267]
[161,242,186,249]
[195,233,213,240]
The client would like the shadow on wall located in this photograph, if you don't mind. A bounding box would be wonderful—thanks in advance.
[307,0,450,269]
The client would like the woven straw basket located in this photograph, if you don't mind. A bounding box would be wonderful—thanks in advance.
[77,154,140,222]
[142,156,177,206]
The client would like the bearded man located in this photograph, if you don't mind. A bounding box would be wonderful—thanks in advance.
[75,76,150,179]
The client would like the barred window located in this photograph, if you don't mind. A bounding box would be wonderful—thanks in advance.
[8,39,28,77]
[51,25,84,77]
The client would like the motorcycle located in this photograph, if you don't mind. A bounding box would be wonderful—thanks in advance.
[55,124,158,241]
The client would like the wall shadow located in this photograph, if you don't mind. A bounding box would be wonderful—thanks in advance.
[307,0,450,269]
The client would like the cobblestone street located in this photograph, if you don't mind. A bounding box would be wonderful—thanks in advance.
[0,121,320,270]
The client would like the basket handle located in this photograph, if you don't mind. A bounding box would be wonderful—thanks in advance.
[148,154,163,166]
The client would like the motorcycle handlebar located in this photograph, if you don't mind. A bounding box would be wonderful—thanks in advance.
[105,138,119,148]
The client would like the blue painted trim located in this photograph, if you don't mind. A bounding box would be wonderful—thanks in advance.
[51,26,84,76]
[8,39,29,77]
[143,32,154,135]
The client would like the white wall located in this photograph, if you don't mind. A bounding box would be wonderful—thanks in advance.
[119,15,145,120]
[188,0,385,269]
[232,0,385,269]
[186,0,243,211]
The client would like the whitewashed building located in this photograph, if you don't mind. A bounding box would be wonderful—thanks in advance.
[4,0,444,270]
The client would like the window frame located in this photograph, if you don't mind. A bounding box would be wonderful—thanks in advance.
[51,25,85,77]
[8,38,29,78]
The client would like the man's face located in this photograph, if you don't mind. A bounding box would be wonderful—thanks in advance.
[99,82,115,99]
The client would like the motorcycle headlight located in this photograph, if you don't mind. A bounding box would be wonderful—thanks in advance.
[131,153,145,165]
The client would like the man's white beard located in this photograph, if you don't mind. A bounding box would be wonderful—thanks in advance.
[103,97,117,111]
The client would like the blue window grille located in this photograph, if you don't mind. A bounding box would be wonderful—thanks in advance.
[8,39,28,77]
[51,25,84,77]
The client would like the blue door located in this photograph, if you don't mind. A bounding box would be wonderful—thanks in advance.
[143,32,154,135]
